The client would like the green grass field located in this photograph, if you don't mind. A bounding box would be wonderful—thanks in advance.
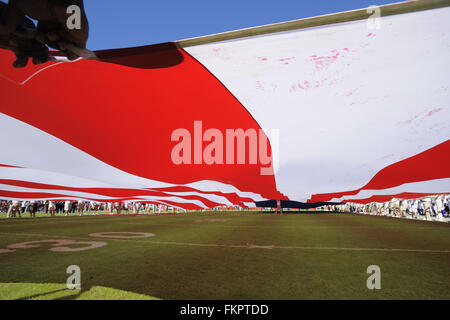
[0,212,449,300]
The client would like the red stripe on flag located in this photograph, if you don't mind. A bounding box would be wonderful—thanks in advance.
[0,45,286,203]
[309,140,450,202]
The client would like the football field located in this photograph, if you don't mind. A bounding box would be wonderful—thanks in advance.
[0,212,449,300]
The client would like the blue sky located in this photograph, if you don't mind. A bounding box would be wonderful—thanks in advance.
[85,0,396,50]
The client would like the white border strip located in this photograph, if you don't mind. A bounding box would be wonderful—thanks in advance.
[176,0,450,48]
[51,0,450,61]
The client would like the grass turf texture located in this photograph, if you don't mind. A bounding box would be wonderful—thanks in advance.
[0,212,449,300]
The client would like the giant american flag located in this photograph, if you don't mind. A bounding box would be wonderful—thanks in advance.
[0,1,449,209]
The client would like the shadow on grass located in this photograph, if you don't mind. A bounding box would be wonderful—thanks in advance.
[12,287,82,300]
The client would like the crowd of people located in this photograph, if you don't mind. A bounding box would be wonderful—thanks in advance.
[318,195,450,222]
[0,200,179,218]
[0,195,449,222]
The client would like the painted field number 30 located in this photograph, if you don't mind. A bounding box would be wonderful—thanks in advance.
[4,239,107,253]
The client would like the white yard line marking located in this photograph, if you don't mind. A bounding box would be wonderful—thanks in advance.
[1,215,448,230]
[88,232,155,239]
[0,232,449,253]
[195,218,233,223]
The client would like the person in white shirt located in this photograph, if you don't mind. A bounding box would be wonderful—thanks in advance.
[133,202,142,214]
[21,201,28,214]
[400,200,408,218]
[410,199,419,219]
[434,195,445,222]
[107,202,113,214]
[444,195,450,217]
[64,201,71,216]
[382,202,389,216]
[422,198,432,221]
[368,203,375,215]
[376,202,383,216]
[389,199,400,217]
[114,202,121,214]
[417,199,424,217]
[7,200,21,218]
[48,201,56,217]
